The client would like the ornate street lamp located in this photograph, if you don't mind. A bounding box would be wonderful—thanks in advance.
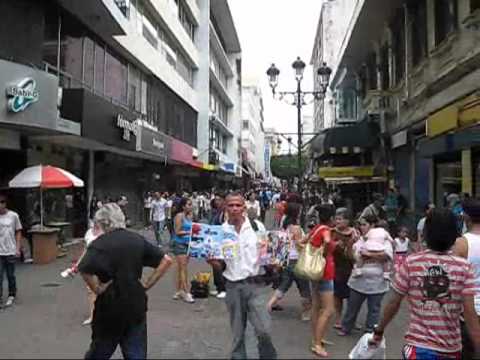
[292,57,306,81]
[266,57,332,193]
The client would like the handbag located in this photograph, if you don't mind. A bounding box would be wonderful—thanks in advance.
[294,242,326,281]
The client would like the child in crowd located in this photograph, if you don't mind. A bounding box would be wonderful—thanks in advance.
[352,220,394,280]
[393,226,410,273]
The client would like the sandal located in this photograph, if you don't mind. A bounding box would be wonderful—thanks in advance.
[310,345,329,358]
[333,323,342,329]
[336,329,348,336]
[321,339,334,346]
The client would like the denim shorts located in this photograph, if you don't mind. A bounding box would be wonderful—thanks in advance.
[172,242,189,256]
[311,279,334,293]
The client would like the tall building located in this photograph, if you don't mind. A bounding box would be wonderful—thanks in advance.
[310,0,480,215]
[0,0,243,226]
[311,0,357,131]
[241,85,265,179]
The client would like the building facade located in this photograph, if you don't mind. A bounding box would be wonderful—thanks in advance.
[241,85,266,179]
[0,0,243,227]
[311,0,480,216]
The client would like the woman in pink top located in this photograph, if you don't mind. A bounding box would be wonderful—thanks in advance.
[371,208,480,359]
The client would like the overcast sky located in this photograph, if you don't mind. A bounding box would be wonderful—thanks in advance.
[229,0,324,151]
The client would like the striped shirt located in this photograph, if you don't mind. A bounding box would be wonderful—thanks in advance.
[392,250,476,353]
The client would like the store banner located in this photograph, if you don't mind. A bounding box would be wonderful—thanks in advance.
[319,166,375,178]
[264,143,271,180]
[0,59,58,130]
[137,127,170,160]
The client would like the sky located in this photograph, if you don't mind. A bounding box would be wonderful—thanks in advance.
[228,0,324,152]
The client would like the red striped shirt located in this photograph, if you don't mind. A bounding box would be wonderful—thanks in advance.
[392,250,476,353]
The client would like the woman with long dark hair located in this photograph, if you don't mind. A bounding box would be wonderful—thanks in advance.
[172,197,194,303]
[267,202,312,321]
[305,204,336,357]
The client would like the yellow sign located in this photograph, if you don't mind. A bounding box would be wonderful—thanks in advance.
[319,166,375,178]
[427,94,480,138]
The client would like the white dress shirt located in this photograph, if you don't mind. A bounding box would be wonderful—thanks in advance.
[222,217,263,282]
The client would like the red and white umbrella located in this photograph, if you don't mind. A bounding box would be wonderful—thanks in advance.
[9,165,84,188]
[9,165,84,227]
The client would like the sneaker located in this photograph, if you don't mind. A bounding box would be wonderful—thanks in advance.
[182,292,195,303]
[216,291,226,299]
[82,318,92,326]
[23,258,33,264]
[301,309,311,322]
[209,290,219,296]
[173,291,183,300]
[5,296,14,307]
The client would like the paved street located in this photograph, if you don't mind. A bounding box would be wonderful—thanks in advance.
[0,211,409,359]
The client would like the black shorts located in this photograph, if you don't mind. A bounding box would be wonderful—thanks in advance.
[334,279,350,299]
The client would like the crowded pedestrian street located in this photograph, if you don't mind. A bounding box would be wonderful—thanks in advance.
[0,210,411,359]
[2,0,480,359]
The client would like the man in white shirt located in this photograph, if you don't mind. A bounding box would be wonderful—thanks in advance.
[151,192,167,246]
[0,193,22,307]
[211,192,277,359]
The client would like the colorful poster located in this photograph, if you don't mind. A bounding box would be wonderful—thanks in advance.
[258,230,290,266]
[188,223,239,260]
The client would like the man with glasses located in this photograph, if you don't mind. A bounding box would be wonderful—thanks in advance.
[0,193,22,308]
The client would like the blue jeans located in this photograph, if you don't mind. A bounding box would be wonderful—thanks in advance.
[0,255,17,300]
[84,320,147,359]
[341,289,385,333]
[152,220,165,245]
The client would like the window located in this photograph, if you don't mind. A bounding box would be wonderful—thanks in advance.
[410,0,428,67]
[176,0,195,40]
[366,52,378,90]
[83,38,95,89]
[337,89,357,120]
[105,49,127,104]
[94,44,105,95]
[128,65,142,112]
[380,44,390,90]
[242,120,249,130]
[435,0,458,45]
[222,135,228,154]
[392,6,405,84]
[471,0,480,12]
[114,0,129,18]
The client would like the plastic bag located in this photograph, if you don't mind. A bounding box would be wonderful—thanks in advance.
[348,333,386,359]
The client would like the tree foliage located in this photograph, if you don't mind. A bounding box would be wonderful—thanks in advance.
[270,154,308,179]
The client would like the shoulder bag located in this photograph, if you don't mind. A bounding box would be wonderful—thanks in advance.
[294,225,327,281]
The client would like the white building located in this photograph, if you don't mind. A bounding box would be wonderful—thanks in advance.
[241,85,265,177]
[311,0,358,131]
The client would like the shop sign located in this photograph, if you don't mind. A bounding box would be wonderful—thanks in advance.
[264,143,271,180]
[319,166,375,178]
[115,114,139,142]
[137,126,170,159]
[0,59,57,130]
[391,130,408,149]
[6,78,39,113]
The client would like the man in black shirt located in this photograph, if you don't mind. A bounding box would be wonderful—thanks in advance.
[79,203,173,359]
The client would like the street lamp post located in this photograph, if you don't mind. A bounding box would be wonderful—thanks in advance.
[267,57,332,193]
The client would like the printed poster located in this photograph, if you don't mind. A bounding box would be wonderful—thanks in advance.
[188,223,239,260]
[258,230,290,266]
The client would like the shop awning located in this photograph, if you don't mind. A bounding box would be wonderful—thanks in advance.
[323,176,387,185]
[310,120,380,157]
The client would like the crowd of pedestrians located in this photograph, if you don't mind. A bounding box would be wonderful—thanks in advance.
[1,184,479,359]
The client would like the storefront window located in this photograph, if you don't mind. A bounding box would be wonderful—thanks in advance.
[435,160,461,207]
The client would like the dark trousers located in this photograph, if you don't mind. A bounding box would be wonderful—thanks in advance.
[0,255,17,300]
[212,264,226,292]
[85,320,147,360]
[341,289,384,333]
